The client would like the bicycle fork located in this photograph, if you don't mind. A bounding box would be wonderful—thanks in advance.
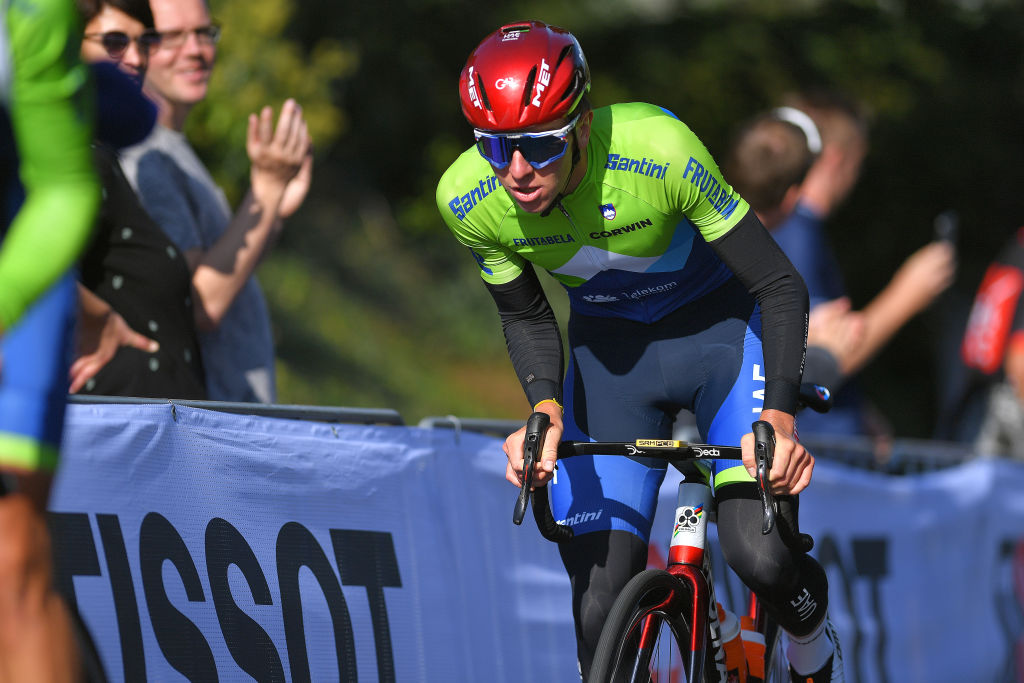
[665,480,728,683]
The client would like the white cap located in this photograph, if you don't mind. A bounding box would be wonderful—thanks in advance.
[772,106,823,155]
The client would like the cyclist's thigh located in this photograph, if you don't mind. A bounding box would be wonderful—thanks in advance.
[679,279,764,488]
[0,272,76,475]
[553,313,685,541]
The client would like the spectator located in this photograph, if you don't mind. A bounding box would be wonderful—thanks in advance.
[120,0,313,403]
[0,0,102,678]
[724,94,955,440]
[939,227,1024,458]
[73,0,207,399]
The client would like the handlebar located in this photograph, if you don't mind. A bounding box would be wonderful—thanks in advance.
[512,411,549,526]
[752,420,776,534]
[513,382,830,548]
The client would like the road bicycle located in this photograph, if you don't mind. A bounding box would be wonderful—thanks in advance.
[513,384,831,683]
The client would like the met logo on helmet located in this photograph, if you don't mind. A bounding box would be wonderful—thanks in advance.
[531,58,551,107]
[466,67,482,110]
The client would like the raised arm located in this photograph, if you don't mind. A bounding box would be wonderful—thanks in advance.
[841,240,955,375]
[184,99,311,330]
[0,0,100,331]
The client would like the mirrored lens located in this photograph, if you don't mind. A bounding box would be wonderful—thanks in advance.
[517,136,569,169]
[476,137,514,168]
[476,134,568,169]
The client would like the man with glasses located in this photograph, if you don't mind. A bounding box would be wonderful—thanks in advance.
[120,0,312,403]
[436,22,844,682]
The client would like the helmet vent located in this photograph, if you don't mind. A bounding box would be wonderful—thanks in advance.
[500,23,532,36]
[557,71,584,107]
[554,44,573,70]
[521,64,538,112]
[474,70,492,111]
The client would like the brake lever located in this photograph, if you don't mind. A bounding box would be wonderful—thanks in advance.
[513,411,550,525]
[752,420,777,535]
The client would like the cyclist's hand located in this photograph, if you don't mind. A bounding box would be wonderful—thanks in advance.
[502,403,563,488]
[741,409,815,495]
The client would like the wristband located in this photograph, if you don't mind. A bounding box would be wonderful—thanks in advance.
[533,398,563,413]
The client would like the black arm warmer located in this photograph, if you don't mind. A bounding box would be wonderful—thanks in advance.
[484,267,565,408]
[709,209,808,414]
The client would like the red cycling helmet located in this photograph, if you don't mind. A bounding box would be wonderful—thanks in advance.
[459,21,591,132]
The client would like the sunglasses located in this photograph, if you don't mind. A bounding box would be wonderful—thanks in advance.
[152,24,222,51]
[474,113,581,169]
[84,30,161,59]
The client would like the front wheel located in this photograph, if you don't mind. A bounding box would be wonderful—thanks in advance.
[762,621,790,683]
[589,569,714,683]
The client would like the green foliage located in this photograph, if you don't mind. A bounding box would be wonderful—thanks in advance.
[185,0,356,203]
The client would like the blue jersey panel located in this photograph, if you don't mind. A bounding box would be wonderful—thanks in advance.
[0,271,76,454]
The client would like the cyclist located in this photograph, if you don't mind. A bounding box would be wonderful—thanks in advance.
[436,22,843,682]
[0,0,101,679]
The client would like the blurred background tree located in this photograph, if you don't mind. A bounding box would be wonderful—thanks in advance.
[192,0,1024,435]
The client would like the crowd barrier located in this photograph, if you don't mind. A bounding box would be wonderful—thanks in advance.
[49,398,1024,682]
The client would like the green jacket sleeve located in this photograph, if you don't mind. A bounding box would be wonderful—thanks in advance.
[0,0,100,330]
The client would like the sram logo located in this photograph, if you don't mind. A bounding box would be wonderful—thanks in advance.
[531,58,551,107]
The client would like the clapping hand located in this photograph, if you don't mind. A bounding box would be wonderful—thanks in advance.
[247,98,313,215]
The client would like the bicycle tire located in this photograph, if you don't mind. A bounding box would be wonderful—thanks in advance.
[590,569,716,683]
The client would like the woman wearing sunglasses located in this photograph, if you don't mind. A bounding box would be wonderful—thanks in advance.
[436,21,844,683]
[79,0,158,79]
[70,0,207,400]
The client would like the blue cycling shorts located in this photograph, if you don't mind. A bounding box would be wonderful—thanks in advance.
[550,277,766,541]
[0,271,76,472]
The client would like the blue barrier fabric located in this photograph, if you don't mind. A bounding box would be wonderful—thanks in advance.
[51,403,1024,682]
[51,403,577,682]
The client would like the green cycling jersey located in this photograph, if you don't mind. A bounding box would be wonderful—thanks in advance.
[0,0,99,330]
[436,102,750,323]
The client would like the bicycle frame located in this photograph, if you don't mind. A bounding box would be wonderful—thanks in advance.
[525,434,787,682]
[665,477,722,682]
[515,383,832,682]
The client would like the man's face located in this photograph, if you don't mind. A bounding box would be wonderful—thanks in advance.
[489,117,581,214]
[145,0,216,112]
